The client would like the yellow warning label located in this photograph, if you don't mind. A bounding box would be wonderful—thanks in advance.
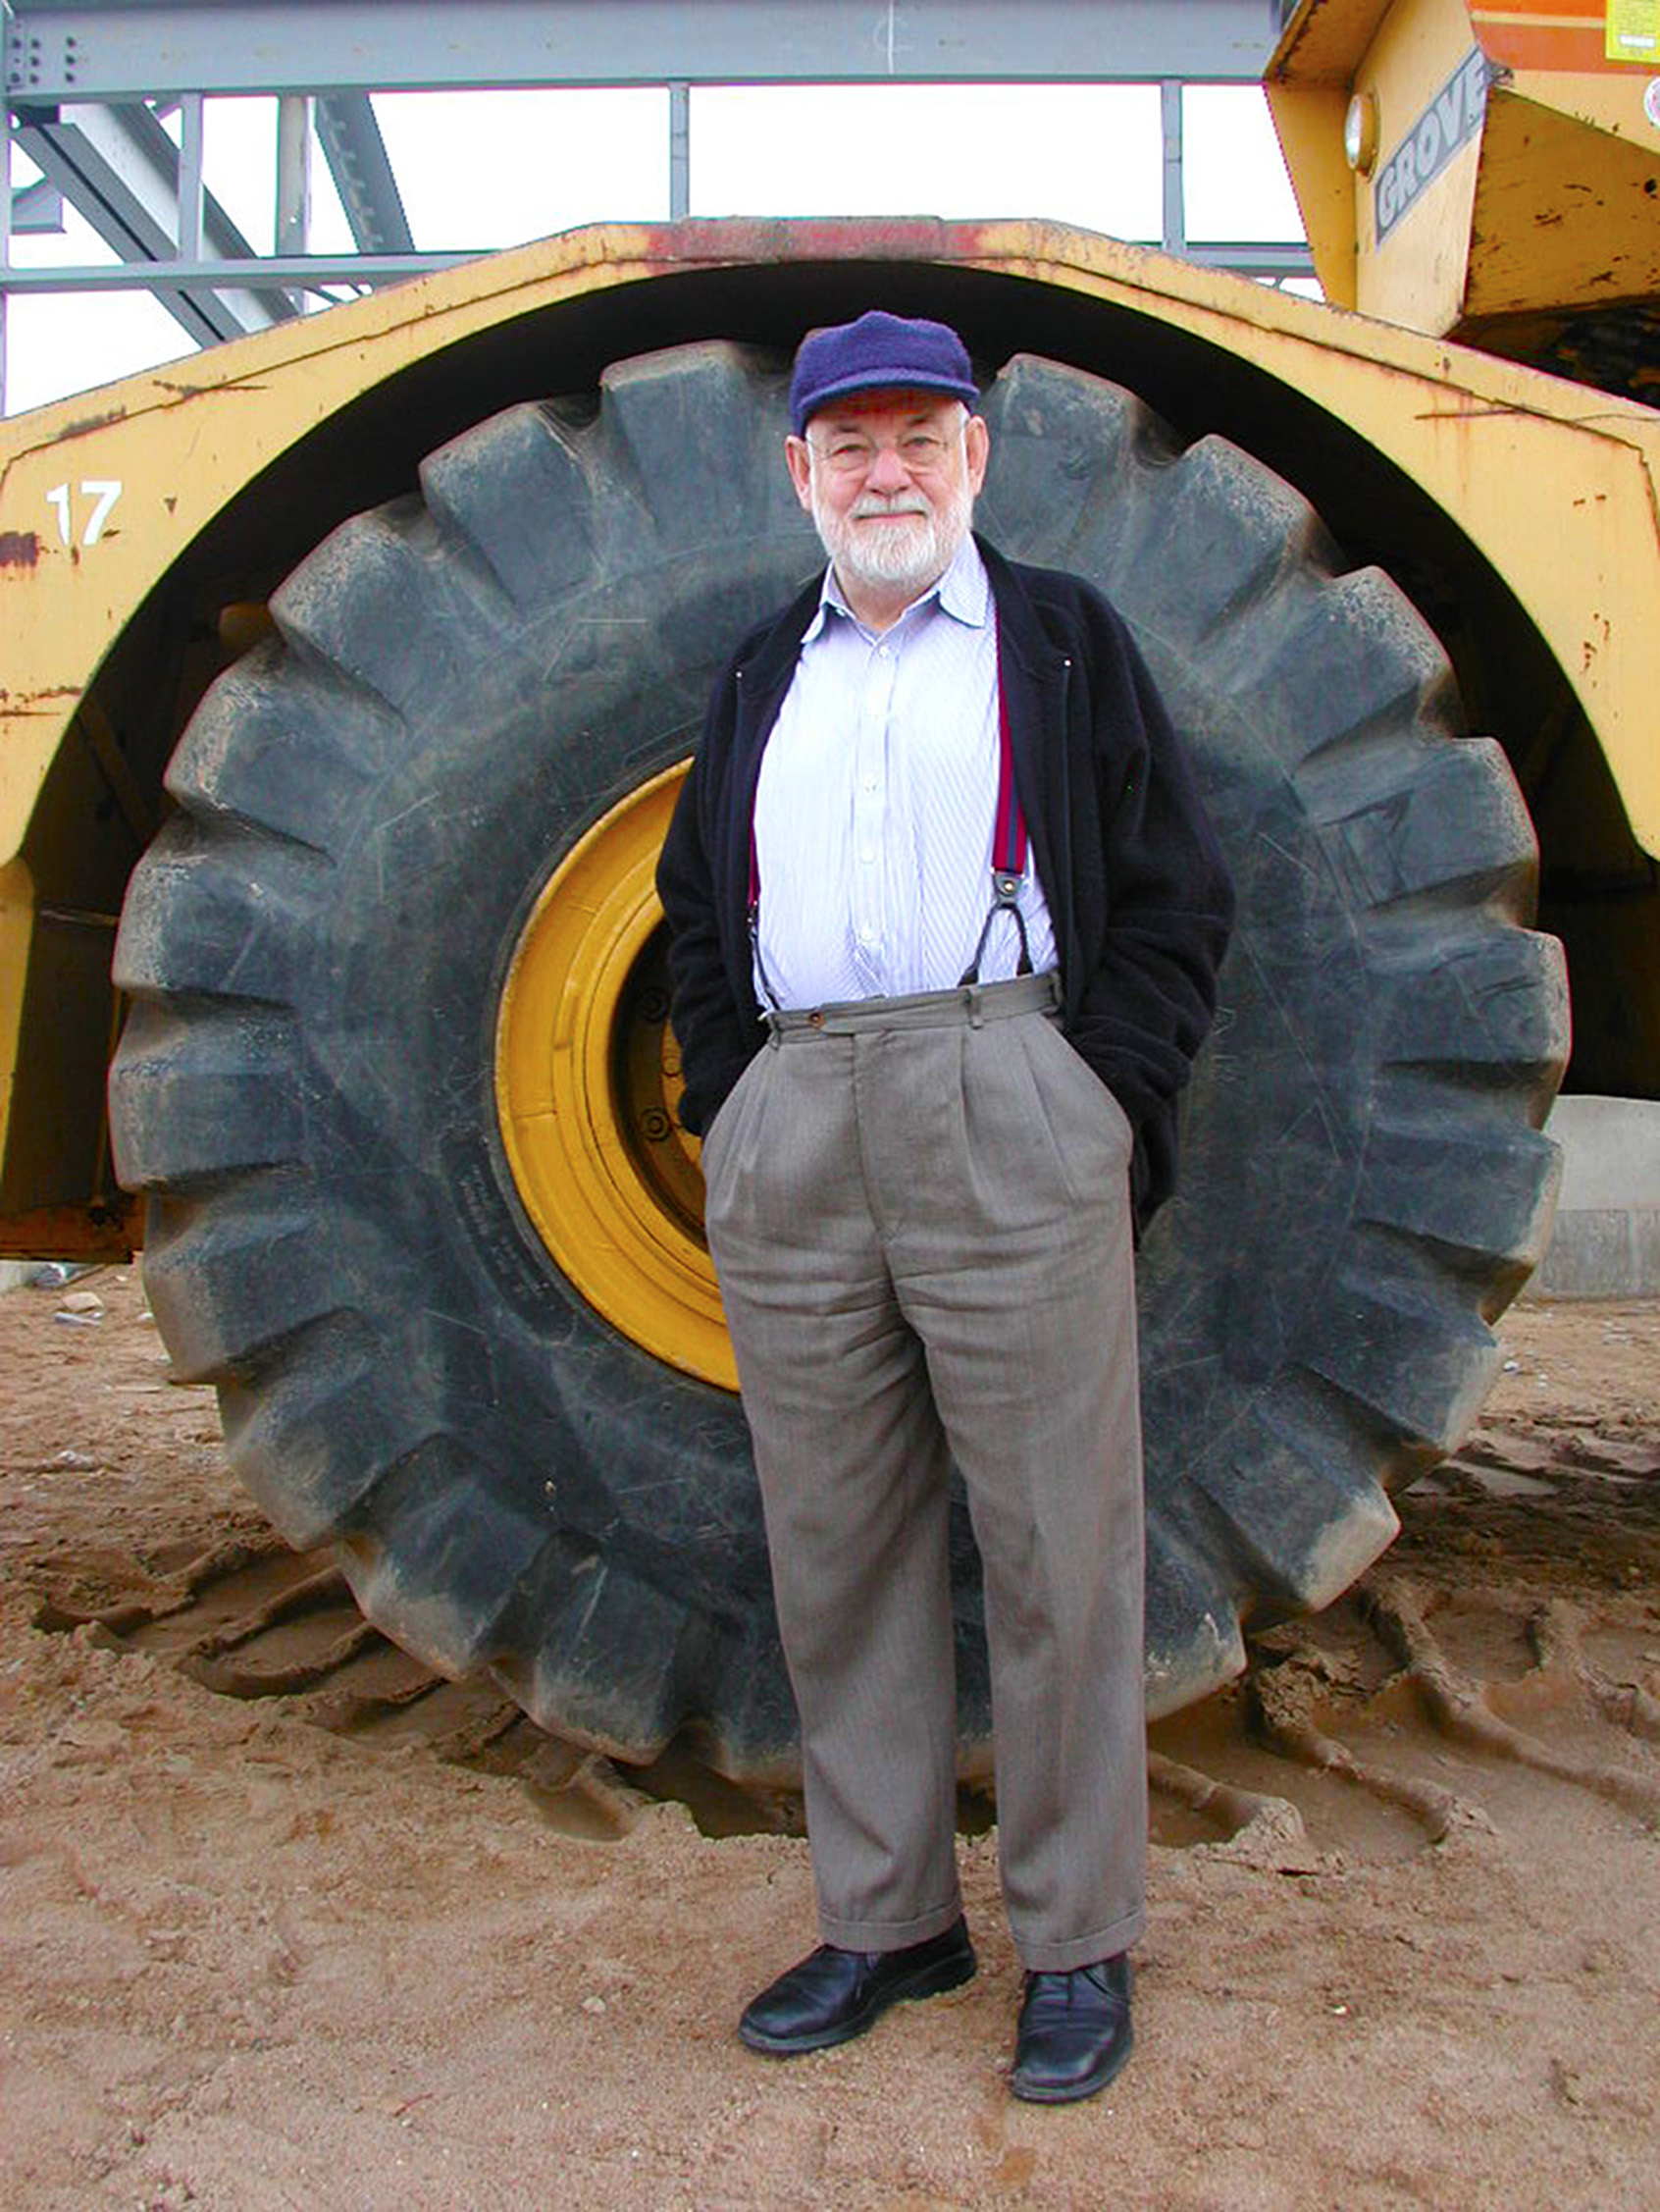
[1608,1,1660,61]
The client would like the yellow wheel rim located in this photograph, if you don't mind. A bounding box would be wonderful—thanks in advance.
[495,763,736,1391]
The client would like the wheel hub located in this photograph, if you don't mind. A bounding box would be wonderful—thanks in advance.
[494,763,737,1391]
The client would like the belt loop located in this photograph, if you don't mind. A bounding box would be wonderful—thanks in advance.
[762,1009,782,1048]
[963,983,985,1029]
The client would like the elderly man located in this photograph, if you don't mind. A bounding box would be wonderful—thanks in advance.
[657,310,1232,2102]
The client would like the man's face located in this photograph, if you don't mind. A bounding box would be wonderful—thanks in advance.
[785,391,991,606]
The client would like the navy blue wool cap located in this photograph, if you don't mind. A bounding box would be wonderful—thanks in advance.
[789,310,978,436]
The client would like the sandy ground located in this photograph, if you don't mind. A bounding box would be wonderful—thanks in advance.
[1,1272,1657,2212]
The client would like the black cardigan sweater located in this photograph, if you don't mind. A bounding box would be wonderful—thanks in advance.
[656,535,1235,1233]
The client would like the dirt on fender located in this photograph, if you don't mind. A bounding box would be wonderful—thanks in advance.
[1,1271,1657,2210]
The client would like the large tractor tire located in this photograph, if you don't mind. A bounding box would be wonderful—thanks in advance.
[108,342,1568,1776]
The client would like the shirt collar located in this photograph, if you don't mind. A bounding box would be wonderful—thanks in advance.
[803,531,991,644]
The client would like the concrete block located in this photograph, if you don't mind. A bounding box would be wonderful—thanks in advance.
[1531,1095,1660,1297]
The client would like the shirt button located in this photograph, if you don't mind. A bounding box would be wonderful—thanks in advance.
[859,926,877,945]
[862,776,877,793]
[859,847,875,865]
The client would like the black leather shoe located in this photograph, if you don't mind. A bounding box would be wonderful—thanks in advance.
[1010,1954,1133,2104]
[738,1918,977,2055]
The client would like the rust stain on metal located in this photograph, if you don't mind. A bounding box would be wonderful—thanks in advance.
[636,215,992,269]
[0,1196,141,1260]
[1413,401,1530,422]
[150,376,270,400]
[0,531,40,569]
[52,404,129,440]
[9,684,84,715]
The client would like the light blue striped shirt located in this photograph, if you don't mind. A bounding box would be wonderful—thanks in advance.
[752,536,1058,1009]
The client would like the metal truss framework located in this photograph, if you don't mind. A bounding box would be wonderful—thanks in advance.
[1,0,1308,411]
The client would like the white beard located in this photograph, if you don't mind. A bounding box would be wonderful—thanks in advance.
[811,474,974,605]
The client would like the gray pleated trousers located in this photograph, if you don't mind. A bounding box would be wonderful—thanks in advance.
[700,974,1146,1973]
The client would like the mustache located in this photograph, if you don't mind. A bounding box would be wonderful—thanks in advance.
[848,492,932,519]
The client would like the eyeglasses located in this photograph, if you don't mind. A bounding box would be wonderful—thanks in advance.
[804,426,962,477]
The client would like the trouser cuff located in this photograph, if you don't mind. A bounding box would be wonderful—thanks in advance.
[817,1893,965,1954]
[1016,1902,1144,1974]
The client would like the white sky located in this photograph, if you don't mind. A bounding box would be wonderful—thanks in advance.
[2,83,1306,417]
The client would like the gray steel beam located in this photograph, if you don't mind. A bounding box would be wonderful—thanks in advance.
[314,89,413,252]
[1179,241,1313,277]
[275,91,310,256]
[0,239,1315,290]
[6,2,1288,98]
[2,2,1309,419]
[176,88,201,259]
[1161,79,1185,259]
[12,175,65,231]
[12,101,295,341]
[669,79,689,226]
[1,102,11,414]
[0,249,471,288]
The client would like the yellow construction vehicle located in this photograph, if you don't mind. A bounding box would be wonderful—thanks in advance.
[1266,0,1660,1099]
[0,0,1651,1774]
